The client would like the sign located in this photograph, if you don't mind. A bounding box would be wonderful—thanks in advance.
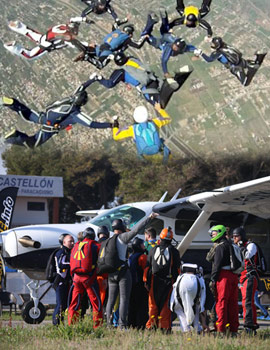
[0,175,63,198]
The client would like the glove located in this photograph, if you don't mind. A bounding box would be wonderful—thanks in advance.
[209,280,216,295]
[112,115,119,128]
[194,49,203,57]
[204,35,212,43]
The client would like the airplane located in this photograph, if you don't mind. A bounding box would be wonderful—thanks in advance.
[1,176,270,323]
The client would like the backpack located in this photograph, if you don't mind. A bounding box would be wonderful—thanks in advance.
[220,46,242,65]
[133,122,162,156]
[103,29,129,51]
[70,240,96,275]
[45,248,60,283]
[229,243,245,274]
[97,234,124,274]
[152,245,172,278]
[249,242,267,276]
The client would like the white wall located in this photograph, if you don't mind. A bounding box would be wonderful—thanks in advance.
[12,197,49,227]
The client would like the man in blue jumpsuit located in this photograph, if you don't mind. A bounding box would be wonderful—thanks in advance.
[53,234,74,325]
[141,10,196,77]
[74,24,146,69]
[1,78,113,148]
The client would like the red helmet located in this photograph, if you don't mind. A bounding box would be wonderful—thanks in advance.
[160,227,173,240]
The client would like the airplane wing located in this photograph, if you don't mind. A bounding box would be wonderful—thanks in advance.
[153,176,270,219]
[153,176,270,255]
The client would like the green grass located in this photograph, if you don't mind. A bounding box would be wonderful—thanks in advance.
[0,316,270,350]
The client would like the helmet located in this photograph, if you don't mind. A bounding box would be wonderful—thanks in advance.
[233,227,247,242]
[82,227,96,240]
[160,227,173,240]
[114,52,128,66]
[209,225,226,242]
[133,106,148,123]
[123,24,134,35]
[68,22,80,35]
[112,219,126,232]
[73,90,88,106]
[211,37,224,50]
[186,13,197,27]
[97,225,110,238]
[173,38,186,53]
[132,237,145,253]
[96,0,106,7]
[59,233,69,246]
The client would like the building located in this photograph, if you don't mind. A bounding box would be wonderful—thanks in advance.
[0,174,63,226]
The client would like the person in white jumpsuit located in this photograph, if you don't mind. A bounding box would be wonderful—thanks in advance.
[170,263,207,333]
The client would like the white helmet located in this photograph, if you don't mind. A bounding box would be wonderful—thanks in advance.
[133,106,148,123]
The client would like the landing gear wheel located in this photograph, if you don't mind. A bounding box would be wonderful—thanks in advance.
[22,300,46,324]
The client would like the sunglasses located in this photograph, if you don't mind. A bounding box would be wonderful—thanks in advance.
[233,234,240,237]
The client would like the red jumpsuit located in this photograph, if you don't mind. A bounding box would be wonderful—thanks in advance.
[68,238,103,328]
[143,241,181,331]
[239,242,258,330]
[211,239,239,333]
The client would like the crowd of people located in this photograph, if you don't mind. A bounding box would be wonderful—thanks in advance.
[50,215,269,336]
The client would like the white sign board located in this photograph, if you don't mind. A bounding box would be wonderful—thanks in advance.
[0,175,63,198]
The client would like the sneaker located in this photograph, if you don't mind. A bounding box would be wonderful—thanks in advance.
[5,128,18,140]
[1,96,14,106]
[149,12,159,24]
[159,6,168,19]
[255,49,267,65]
[8,20,27,34]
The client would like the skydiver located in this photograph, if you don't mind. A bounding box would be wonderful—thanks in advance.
[1,78,113,148]
[3,17,91,60]
[194,37,267,86]
[141,10,197,77]
[112,105,171,163]
[73,23,147,69]
[88,52,193,109]
[80,0,128,26]
[169,0,213,38]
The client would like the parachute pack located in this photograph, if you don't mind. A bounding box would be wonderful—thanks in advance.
[103,29,129,51]
[152,245,173,278]
[97,234,124,274]
[229,243,245,274]
[220,46,242,65]
[70,240,96,275]
[45,248,60,283]
[133,122,161,156]
[249,242,267,276]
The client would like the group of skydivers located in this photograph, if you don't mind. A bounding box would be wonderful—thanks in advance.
[0,0,267,161]
[52,213,267,335]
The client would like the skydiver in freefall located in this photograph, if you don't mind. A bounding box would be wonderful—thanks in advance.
[194,37,267,86]
[112,105,171,163]
[3,17,91,60]
[0,78,114,148]
[169,0,213,38]
[86,52,193,109]
[140,9,197,77]
[80,0,128,26]
[73,23,147,69]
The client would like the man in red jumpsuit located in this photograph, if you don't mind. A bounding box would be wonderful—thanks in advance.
[68,227,102,327]
[209,225,239,335]
[233,227,259,333]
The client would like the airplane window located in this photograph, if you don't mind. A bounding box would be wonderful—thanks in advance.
[175,219,193,236]
[91,205,146,231]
